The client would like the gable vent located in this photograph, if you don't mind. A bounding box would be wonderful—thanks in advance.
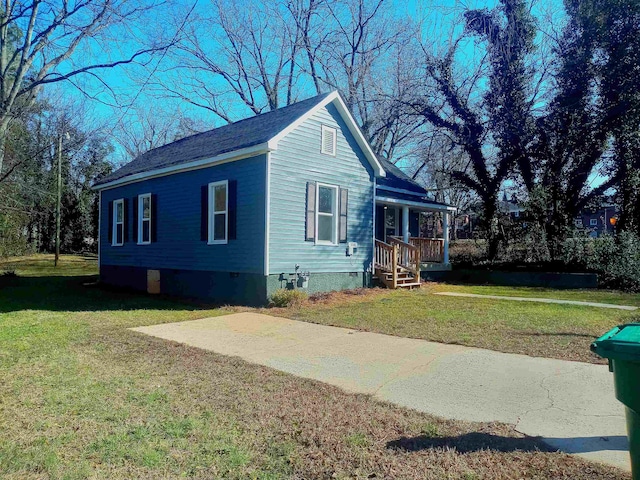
[321,125,337,156]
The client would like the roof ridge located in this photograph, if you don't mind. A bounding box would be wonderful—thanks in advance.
[133,92,334,161]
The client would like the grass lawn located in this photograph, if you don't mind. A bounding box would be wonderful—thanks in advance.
[0,254,630,479]
[272,284,640,365]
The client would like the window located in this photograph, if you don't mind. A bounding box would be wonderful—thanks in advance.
[316,183,338,244]
[113,199,124,246]
[138,193,152,244]
[590,218,598,226]
[321,125,337,156]
[208,180,228,244]
[575,218,583,227]
[513,211,520,218]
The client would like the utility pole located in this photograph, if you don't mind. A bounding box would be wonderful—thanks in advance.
[54,134,62,267]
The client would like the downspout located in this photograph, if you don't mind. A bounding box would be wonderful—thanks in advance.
[98,190,101,277]
[264,152,271,276]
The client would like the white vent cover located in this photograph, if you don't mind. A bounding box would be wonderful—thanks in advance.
[321,125,337,156]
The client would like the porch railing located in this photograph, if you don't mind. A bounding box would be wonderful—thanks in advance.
[408,237,444,263]
[387,237,420,277]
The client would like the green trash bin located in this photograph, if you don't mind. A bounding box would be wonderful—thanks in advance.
[591,323,640,479]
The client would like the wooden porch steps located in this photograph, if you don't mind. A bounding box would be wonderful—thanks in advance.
[374,238,422,290]
[375,268,422,290]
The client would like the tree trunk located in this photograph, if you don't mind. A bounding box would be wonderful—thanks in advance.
[481,195,500,261]
[0,118,9,177]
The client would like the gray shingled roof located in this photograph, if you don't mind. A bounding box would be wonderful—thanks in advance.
[95,92,452,210]
[375,158,452,209]
[95,92,333,186]
[377,157,427,194]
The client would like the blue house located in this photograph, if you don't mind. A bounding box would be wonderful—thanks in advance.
[93,92,454,305]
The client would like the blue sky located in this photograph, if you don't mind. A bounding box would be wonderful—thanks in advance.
[49,0,565,169]
[63,0,500,127]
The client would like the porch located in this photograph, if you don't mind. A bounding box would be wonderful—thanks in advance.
[373,200,454,289]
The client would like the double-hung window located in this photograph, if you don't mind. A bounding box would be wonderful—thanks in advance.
[316,183,338,244]
[138,193,152,244]
[208,180,228,244]
[113,199,124,246]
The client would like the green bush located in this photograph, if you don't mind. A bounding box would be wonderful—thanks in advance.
[268,288,308,307]
[561,231,640,292]
[593,232,640,292]
[449,240,488,264]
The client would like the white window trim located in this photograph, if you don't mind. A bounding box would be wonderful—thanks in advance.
[590,218,598,226]
[315,182,339,245]
[320,125,337,156]
[208,180,228,245]
[137,193,152,245]
[575,218,583,227]
[113,198,124,247]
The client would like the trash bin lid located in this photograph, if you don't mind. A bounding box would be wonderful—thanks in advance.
[591,324,640,362]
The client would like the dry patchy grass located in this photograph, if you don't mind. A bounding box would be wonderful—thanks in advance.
[271,284,640,364]
[0,255,631,479]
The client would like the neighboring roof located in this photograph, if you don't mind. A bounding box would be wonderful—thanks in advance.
[94,91,385,189]
[376,158,427,194]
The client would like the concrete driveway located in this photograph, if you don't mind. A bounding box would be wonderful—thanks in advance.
[132,313,630,472]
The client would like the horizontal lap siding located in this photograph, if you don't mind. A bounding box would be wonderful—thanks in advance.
[100,154,266,273]
[269,104,374,274]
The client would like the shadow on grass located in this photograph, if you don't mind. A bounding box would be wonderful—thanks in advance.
[387,432,555,454]
[0,275,218,313]
[517,331,597,339]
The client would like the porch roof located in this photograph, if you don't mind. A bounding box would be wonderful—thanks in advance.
[375,190,456,212]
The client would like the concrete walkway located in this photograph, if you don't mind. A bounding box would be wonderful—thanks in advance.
[132,313,630,472]
[434,291,639,310]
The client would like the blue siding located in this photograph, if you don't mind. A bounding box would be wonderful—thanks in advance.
[268,103,375,274]
[100,154,266,274]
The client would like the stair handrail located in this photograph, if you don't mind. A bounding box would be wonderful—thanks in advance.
[374,239,395,273]
[387,236,419,277]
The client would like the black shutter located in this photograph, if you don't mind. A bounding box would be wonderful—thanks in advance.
[305,182,316,241]
[108,201,113,243]
[151,194,158,242]
[132,196,139,243]
[201,185,209,241]
[227,180,237,240]
[339,188,348,243]
[123,198,129,242]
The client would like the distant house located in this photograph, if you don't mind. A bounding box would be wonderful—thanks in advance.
[92,92,454,305]
[456,194,619,239]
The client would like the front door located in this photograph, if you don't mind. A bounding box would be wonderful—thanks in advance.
[384,207,399,242]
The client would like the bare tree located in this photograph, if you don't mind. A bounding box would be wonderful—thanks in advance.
[155,0,423,161]
[313,0,422,157]
[114,106,206,161]
[410,0,540,259]
[0,0,170,176]
[158,0,309,122]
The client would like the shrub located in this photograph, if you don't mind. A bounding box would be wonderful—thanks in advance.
[268,288,308,307]
[561,231,640,292]
[450,240,488,265]
[593,232,640,292]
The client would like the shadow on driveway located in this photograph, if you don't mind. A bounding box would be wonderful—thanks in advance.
[387,432,629,455]
[387,432,555,454]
